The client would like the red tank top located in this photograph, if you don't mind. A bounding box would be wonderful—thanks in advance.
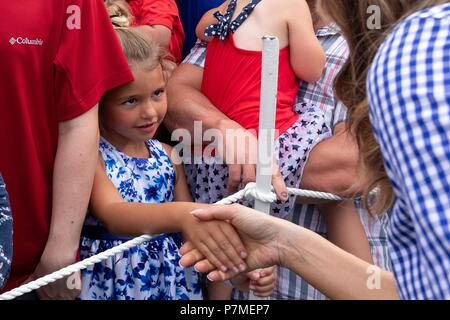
[201,34,299,137]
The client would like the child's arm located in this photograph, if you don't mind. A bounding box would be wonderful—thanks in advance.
[136,0,177,48]
[195,1,230,42]
[286,0,326,83]
[137,25,172,48]
[320,200,374,264]
[90,156,248,273]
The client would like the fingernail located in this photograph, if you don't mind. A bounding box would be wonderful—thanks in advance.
[190,209,204,214]
[194,265,199,272]
[232,266,239,274]
[221,266,228,273]
[239,263,247,272]
[240,251,247,259]
[281,192,288,199]
[207,274,215,282]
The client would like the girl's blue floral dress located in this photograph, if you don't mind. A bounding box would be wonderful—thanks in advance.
[79,137,202,300]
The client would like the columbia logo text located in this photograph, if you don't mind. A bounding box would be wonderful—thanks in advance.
[9,37,43,46]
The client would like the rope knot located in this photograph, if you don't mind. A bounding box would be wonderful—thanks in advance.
[243,182,277,203]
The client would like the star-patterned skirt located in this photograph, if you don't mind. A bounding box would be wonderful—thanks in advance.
[185,103,331,218]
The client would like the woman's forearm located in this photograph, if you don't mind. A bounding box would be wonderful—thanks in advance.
[279,222,399,300]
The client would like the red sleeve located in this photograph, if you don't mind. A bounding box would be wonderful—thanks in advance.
[139,0,179,31]
[54,0,134,122]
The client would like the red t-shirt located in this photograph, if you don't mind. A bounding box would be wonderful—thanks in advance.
[0,0,133,291]
[202,35,299,137]
[127,0,185,62]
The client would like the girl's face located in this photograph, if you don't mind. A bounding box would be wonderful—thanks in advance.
[101,63,167,146]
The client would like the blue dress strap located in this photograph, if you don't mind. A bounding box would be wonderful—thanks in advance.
[204,0,263,41]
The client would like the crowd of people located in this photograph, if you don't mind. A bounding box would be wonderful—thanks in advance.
[0,0,449,300]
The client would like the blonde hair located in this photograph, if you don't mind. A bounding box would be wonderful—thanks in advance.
[104,0,175,79]
[317,0,449,214]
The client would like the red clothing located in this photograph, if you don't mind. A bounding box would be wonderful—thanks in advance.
[201,35,299,137]
[128,0,185,62]
[0,0,133,291]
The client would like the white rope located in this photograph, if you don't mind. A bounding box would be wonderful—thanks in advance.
[0,183,342,300]
[0,235,152,300]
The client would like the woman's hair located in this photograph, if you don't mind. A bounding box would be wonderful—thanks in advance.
[316,0,448,214]
[104,0,175,79]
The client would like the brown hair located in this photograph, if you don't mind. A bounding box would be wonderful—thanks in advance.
[104,0,175,79]
[317,0,449,214]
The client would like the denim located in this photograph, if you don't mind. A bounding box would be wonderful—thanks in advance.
[0,173,13,289]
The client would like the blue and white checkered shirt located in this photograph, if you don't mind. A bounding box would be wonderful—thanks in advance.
[368,4,450,300]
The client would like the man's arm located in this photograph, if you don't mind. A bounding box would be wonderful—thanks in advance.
[165,63,233,134]
[165,61,287,199]
[32,105,99,299]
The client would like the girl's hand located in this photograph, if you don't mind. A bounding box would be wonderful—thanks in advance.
[181,213,248,274]
[180,204,285,281]
[231,267,276,297]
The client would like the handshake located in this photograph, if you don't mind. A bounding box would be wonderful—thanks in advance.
[179,204,295,297]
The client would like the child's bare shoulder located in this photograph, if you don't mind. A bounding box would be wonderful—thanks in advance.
[273,0,310,14]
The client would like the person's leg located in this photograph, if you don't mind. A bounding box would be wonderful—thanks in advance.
[0,173,13,290]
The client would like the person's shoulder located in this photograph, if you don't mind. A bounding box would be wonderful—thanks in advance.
[405,3,450,21]
[392,3,450,35]
[277,0,309,13]
[385,3,450,46]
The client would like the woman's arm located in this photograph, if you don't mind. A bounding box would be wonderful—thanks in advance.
[286,0,326,82]
[182,205,400,300]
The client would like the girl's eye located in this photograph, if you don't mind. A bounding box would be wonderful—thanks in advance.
[122,97,138,106]
[153,88,165,98]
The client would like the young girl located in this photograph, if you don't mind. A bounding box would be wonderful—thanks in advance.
[79,2,274,300]
[193,0,374,292]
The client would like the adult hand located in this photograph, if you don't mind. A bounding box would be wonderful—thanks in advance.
[218,121,288,201]
[181,213,248,273]
[180,204,289,281]
[28,240,81,300]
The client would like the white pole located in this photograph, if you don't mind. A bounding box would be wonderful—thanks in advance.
[249,36,280,300]
[254,36,279,213]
